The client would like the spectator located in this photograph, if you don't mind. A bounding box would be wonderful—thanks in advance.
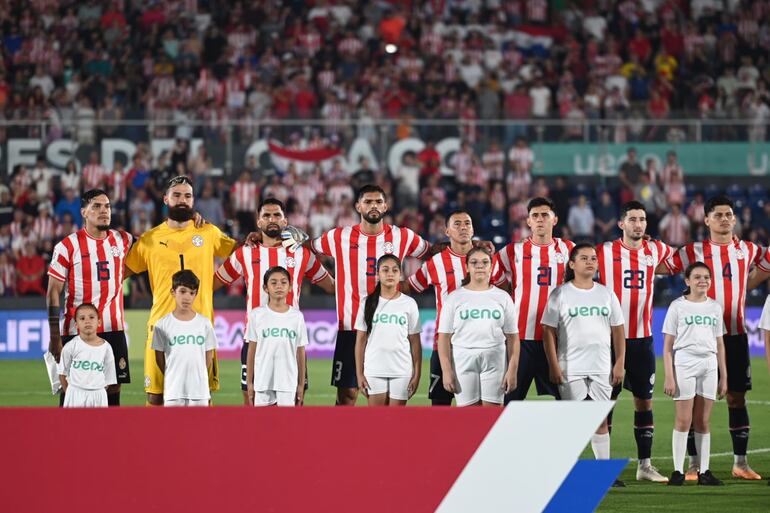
[417,140,441,184]
[0,251,15,297]
[659,203,691,246]
[231,171,259,234]
[594,190,619,241]
[15,241,46,296]
[60,160,81,193]
[568,195,595,242]
[196,181,226,228]
[82,151,107,191]
[54,188,82,227]
[618,147,643,204]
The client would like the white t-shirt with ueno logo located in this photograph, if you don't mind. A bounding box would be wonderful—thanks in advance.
[437,287,518,349]
[541,282,624,376]
[58,336,117,390]
[152,313,217,401]
[354,294,421,378]
[246,306,309,392]
[759,295,770,332]
[662,296,725,369]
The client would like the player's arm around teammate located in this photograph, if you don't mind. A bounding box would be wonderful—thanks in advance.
[354,255,422,406]
[437,247,520,407]
[662,262,727,486]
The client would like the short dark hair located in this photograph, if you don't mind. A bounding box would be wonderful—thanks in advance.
[620,201,646,219]
[356,184,386,202]
[74,303,99,317]
[446,210,472,224]
[80,189,109,208]
[527,197,556,214]
[704,195,734,216]
[259,198,285,214]
[172,270,200,291]
[263,266,290,287]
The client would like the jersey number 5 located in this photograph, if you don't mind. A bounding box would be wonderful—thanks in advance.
[96,260,111,282]
[623,269,645,289]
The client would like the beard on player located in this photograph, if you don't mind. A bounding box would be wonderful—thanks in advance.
[96,224,111,231]
[168,204,195,222]
[263,223,282,238]
[362,209,382,224]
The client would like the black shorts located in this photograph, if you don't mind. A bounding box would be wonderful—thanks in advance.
[611,337,656,400]
[724,334,751,392]
[331,330,358,388]
[505,339,559,403]
[428,349,453,405]
[62,330,130,384]
[241,340,309,392]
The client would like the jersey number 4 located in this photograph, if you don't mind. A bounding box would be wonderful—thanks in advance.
[623,270,645,289]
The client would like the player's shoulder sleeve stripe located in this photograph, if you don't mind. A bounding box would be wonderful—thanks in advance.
[408,259,431,292]
[304,250,330,283]
[406,227,429,258]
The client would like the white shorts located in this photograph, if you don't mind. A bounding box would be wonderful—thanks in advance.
[164,398,209,407]
[452,345,506,407]
[254,390,295,407]
[674,359,717,401]
[365,375,410,401]
[559,375,612,401]
[63,385,107,408]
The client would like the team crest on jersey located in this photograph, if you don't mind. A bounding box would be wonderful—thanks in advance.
[286,257,296,268]
[110,246,122,257]
[192,235,204,247]
[735,249,745,260]
[119,357,127,370]
[383,241,394,254]
[144,375,151,388]
[555,253,565,264]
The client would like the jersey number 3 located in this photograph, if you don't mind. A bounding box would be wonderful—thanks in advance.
[623,270,645,289]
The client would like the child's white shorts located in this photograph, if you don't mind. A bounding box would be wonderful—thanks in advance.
[364,375,411,400]
[254,390,295,406]
[63,385,107,407]
[452,345,506,407]
[674,359,717,401]
[559,374,613,401]
[164,398,209,406]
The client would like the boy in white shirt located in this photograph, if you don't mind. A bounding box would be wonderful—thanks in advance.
[58,303,117,407]
[152,270,217,406]
[246,266,309,407]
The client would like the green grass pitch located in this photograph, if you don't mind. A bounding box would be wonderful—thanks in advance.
[1,357,768,511]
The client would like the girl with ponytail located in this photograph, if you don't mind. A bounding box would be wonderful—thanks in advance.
[662,261,727,485]
[354,255,422,406]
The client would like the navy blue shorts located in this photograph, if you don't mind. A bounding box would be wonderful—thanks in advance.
[612,337,656,400]
[331,330,358,388]
[428,349,454,405]
[724,334,751,392]
[505,339,559,403]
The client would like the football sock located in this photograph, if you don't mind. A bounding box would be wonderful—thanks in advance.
[606,409,613,435]
[591,433,610,460]
[687,427,698,465]
[107,392,120,407]
[728,407,750,457]
[673,430,688,473]
[695,432,711,473]
[634,410,654,460]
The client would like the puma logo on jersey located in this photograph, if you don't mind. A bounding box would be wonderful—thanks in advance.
[350,244,359,249]
[159,241,168,247]
[252,259,261,264]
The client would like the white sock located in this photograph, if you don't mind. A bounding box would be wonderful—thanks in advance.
[638,457,651,468]
[673,430,688,473]
[695,432,711,472]
[591,433,610,460]
[734,454,747,466]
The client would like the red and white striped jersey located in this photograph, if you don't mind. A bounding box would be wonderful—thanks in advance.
[47,229,133,335]
[33,216,55,241]
[82,163,107,190]
[493,238,574,340]
[665,240,770,335]
[527,0,548,22]
[312,224,429,330]
[109,169,127,203]
[596,239,674,338]
[215,244,328,312]
[230,181,258,212]
[408,247,502,349]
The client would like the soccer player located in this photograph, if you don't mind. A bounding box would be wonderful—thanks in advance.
[664,195,770,480]
[542,244,626,472]
[214,198,334,404]
[595,201,673,482]
[310,184,430,405]
[58,303,117,408]
[246,266,309,407]
[663,262,727,486]
[437,247,519,407]
[493,197,574,402]
[355,255,422,406]
[153,270,217,407]
[761,293,770,486]
[125,176,237,406]
[407,210,493,406]
[47,188,132,407]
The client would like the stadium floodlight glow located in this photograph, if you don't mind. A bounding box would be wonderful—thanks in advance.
[385,43,398,54]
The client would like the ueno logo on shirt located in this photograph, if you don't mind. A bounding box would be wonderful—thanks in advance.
[568,306,610,318]
[684,315,718,326]
[459,309,502,320]
[170,335,206,346]
[373,313,407,325]
[72,359,104,372]
[262,327,297,340]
